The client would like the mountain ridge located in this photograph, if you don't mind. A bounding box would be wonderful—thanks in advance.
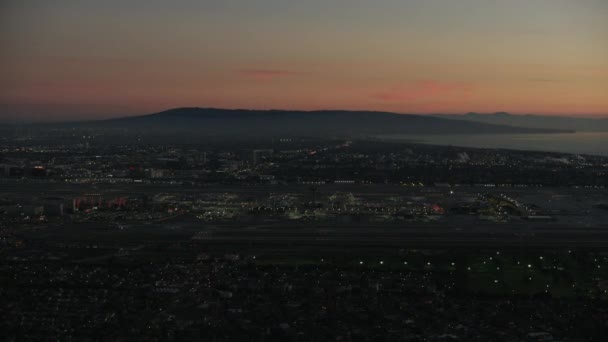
[4,108,574,141]
[89,107,571,137]
[434,112,608,131]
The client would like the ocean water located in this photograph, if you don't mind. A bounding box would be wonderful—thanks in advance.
[377,132,608,156]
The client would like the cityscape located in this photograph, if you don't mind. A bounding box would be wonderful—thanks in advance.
[1,128,607,340]
[2,0,608,341]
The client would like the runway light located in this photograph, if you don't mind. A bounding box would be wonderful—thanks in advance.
[380,261,384,265]
[360,261,363,265]
[528,264,532,268]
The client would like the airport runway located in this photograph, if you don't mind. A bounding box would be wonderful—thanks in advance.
[17,220,608,252]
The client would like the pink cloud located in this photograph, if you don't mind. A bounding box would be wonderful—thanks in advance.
[373,80,474,102]
[238,69,302,81]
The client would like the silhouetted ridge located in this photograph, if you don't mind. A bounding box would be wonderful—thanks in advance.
[435,112,608,132]
[71,107,572,138]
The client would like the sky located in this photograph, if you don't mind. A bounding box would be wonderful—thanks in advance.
[1,0,607,121]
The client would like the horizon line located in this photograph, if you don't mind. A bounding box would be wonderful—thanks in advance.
[1,106,608,124]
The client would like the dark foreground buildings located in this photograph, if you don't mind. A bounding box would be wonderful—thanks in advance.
[1,132,607,340]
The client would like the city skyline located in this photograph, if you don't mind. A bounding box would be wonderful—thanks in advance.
[1,0,607,120]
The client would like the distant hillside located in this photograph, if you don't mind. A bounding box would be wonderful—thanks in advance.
[62,108,568,139]
[434,112,608,132]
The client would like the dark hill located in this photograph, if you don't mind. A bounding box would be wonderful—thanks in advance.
[434,112,608,132]
[85,107,570,138]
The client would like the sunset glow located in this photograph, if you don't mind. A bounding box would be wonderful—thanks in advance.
[1,0,607,120]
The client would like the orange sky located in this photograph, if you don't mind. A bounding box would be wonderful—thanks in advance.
[1,0,607,120]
